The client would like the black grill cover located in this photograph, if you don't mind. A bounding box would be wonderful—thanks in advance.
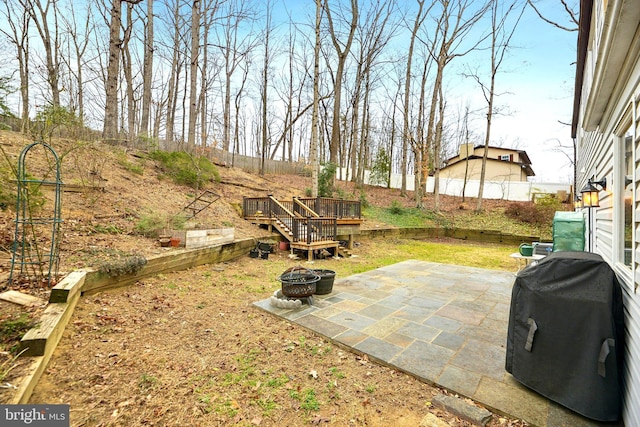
[505,251,624,421]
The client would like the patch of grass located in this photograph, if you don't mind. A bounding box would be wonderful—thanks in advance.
[266,374,290,388]
[197,394,214,413]
[365,384,377,393]
[289,388,320,412]
[138,373,158,390]
[364,202,553,241]
[256,398,278,416]
[329,367,345,379]
[364,205,445,228]
[149,150,220,189]
[0,349,26,381]
[91,224,123,234]
[0,313,33,351]
[118,158,144,175]
[216,400,239,418]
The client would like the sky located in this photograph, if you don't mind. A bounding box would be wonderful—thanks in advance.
[463,1,578,184]
[0,0,577,184]
[282,0,579,184]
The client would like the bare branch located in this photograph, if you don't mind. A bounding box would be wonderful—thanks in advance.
[526,0,578,32]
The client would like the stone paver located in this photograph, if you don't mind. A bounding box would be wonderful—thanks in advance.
[432,393,492,426]
[253,260,613,426]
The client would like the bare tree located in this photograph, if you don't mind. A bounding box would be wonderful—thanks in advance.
[216,0,256,152]
[187,0,201,147]
[311,0,322,196]
[402,0,428,198]
[121,1,136,143]
[162,0,186,148]
[0,0,31,132]
[103,0,142,142]
[349,0,398,186]
[259,0,274,175]
[199,0,223,148]
[59,1,93,126]
[139,0,154,139]
[419,0,490,210]
[527,0,578,31]
[324,0,358,167]
[473,0,526,211]
[24,0,62,107]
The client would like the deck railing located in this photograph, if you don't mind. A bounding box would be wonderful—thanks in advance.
[291,217,337,244]
[296,197,361,219]
[244,196,356,243]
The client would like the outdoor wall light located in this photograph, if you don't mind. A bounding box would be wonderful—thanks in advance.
[580,177,607,208]
[574,195,582,210]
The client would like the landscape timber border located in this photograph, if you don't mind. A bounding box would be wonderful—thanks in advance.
[5,228,541,405]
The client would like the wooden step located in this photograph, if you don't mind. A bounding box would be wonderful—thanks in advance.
[337,246,353,258]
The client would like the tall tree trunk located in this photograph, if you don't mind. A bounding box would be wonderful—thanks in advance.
[476,0,525,211]
[403,0,425,197]
[25,0,61,106]
[200,0,215,148]
[415,56,429,208]
[187,0,200,147]
[324,0,358,168]
[122,3,135,144]
[140,0,153,139]
[311,0,321,197]
[259,1,272,175]
[165,0,181,148]
[433,84,445,211]
[103,0,123,142]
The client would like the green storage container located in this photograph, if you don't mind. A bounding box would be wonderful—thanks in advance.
[552,211,585,252]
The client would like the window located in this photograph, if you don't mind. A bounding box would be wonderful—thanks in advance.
[614,105,635,269]
[622,131,633,267]
[500,154,511,161]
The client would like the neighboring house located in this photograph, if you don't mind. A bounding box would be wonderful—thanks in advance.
[440,143,535,182]
[573,0,640,424]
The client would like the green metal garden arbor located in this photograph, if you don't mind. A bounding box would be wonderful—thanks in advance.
[9,141,63,286]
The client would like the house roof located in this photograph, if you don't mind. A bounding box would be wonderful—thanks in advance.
[442,154,536,177]
[571,0,640,137]
[443,145,532,165]
[571,0,593,139]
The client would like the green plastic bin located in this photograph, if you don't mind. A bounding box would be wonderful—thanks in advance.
[552,211,585,252]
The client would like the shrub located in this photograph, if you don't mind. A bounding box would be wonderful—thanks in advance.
[97,253,147,277]
[369,148,390,187]
[388,200,404,215]
[359,191,369,208]
[149,150,220,189]
[505,199,558,226]
[31,105,81,142]
[318,163,337,197]
[135,212,187,238]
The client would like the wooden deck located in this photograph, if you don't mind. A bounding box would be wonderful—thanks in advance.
[243,196,363,260]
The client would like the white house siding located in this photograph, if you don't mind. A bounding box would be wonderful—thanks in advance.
[575,1,640,424]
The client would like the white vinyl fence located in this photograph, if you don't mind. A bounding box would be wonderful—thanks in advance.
[337,168,571,202]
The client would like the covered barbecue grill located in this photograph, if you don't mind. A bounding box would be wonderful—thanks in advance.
[505,251,624,422]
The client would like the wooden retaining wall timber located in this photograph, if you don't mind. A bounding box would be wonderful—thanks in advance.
[12,271,86,403]
[82,237,259,295]
[357,227,540,246]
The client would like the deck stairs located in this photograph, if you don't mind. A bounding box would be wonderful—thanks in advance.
[337,246,354,258]
[182,190,220,219]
